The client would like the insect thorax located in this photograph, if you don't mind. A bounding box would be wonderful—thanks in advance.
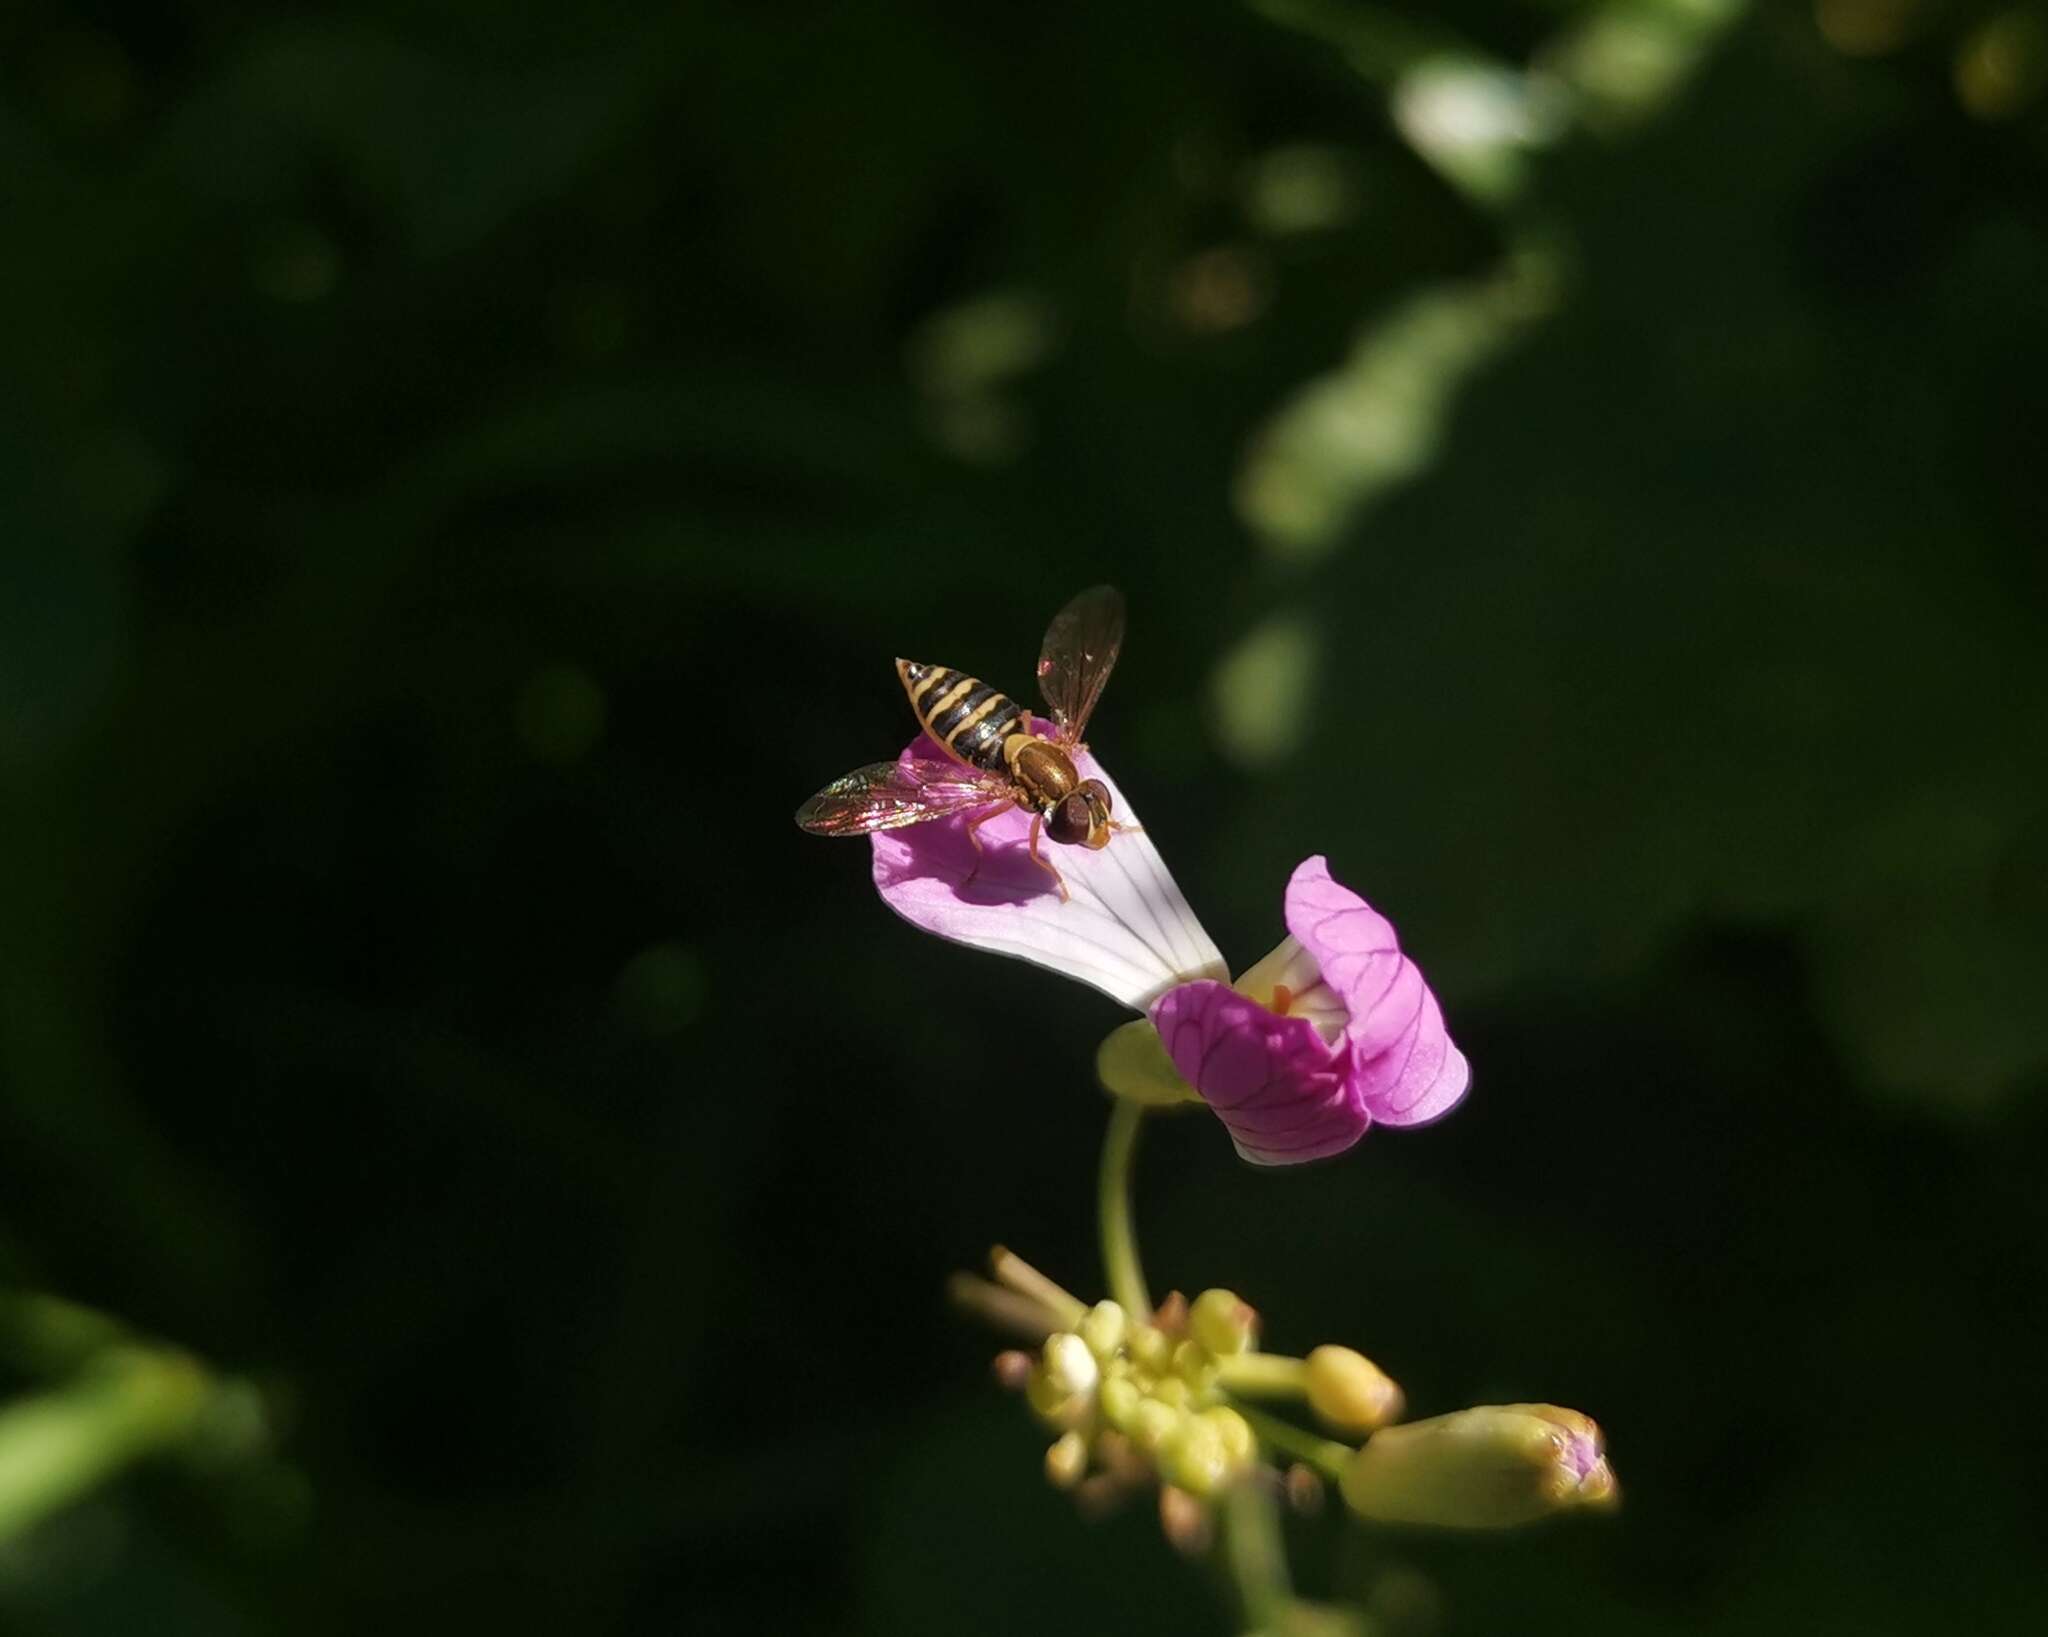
[1005,736,1079,809]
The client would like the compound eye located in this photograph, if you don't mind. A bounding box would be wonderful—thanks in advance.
[1046,794,1092,845]
[1078,778,1112,816]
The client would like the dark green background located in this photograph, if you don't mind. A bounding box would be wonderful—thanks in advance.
[4,1,2046,1632]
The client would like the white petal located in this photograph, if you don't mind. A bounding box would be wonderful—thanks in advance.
[871,742,1226,1011]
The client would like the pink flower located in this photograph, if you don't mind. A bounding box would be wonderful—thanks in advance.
[1149,857,1468,1165]
[871,736,1227,1010]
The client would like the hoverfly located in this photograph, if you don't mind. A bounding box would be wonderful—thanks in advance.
[795,585,1131,900]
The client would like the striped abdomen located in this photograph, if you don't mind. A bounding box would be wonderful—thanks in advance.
[897,660,1025,771]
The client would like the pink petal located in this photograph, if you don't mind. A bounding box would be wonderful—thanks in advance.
[1283,855,1469,1127]
[1150,981,1367,1165]
[871,734,1226,1010]
[1352,987,1470,1127]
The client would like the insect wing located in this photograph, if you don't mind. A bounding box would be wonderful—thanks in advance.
[1036,584,1125,744]
[795,760,1009,836]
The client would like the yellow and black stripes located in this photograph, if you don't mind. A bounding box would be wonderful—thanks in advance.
[896,660,1025,771]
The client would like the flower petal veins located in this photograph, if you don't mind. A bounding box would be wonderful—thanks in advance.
[871,735,1226,1010]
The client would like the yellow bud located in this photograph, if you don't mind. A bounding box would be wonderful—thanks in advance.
[1129,1324,1173,1372]
[1099,1375,1141,1431]
[1130,1398,1182,1453]
[1045,1430,1089,1489]
[1189,1288,1258,1356]
[1200,1405,1257,1470]
[1151,1374,1192,1410]
[1042,1333,1100,1399]
[1338,1404,1619,1529]
[1079,1300,1127,1361]
[1171,1339,1219,1393]
[1161,1416,1231,1496]
[1097,1018,1201,1106]
[1304,1346,1404,1434]
[1026,1335,1099,1430]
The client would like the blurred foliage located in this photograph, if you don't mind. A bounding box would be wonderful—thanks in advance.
[1,0,2046,1632]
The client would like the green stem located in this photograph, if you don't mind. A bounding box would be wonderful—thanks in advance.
[1220,1477,1293,1629]
[1098,1098,1151,1320]
[1225,1396,1354,1481]
[1214,1351,1309,1396]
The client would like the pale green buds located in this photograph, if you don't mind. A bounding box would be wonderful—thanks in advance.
[1128,1322,1174,1372]
[1042,1333,1099,1399]
[1171,1338,1219,1393]
[1189,1288,1258,1356]
[1096,1018,1200,1106]
[1098,1374,1141,1431]
[1201,1405,1256,1468]
[1338,1404,1619,1529]
[1160,1414,1232,1496]
[1151,1374,1192,1410]
[1304,1346,1404,1434]
[1026,1333,1100,1429]
[1129,1397,1182,1453]
[1045,1429,1089,1489]
[1079,1300,1127,1361]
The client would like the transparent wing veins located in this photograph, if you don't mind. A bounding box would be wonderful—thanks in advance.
[1035,584,1125,744]
[795,760,1011,836]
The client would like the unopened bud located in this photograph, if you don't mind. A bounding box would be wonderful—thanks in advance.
[1045,1430,1090,1489]
[1189,1288,1258,1356]
[1129,1397,1182,1453]
[1097,1018,1201,1106]
[1129,1323,1174,1372]
[1171,1338,1219,1393]
[1158,1484,1214,1555]
[1339,1404,1619,1529]
[1150,1374,1192,1410]
[1305,1346,1404,1434]
[992,1350,1035,1391]
[1079,1300,1127,1361]
[1099,1374,1141,1431]
[1042,1333,1100,1399]
[1026,1334,1101,1430]
[1285,1462,1326,1514]
[1199,1405,1256,1470]
[1161,1415,1232,1496]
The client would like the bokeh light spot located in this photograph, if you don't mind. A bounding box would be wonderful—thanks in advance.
[1955,10,2047,119]
[1210,612,1320,768]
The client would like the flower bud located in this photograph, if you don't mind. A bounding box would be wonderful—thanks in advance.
[1098,1374,1141,1431]
[1199,1405,1256,1470]
[1189,1288,1258,1357]
[1045,1429,1090,1489]
[1158,1485,1214,1555]
[1150,1374,1192,1410]
[1338,1405,1618,1529]
[1171,1338,1219,1393]
[1042,1333,1100,1399]
[1304,1346,1404,1434]
[1079,1300,1127,1361]
[1026,1334,1101,1429]
[1160,1416,1232,1497]
[1097,1019,1201,1106]
[1129,1397,1182,1454]
[1128,1323,1174,1372]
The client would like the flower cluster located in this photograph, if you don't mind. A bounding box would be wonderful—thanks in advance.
[954,1249,1616,1541]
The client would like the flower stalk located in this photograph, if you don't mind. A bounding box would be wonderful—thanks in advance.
[1097,1098,1151,1321]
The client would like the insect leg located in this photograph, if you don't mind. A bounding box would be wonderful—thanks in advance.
[960,800,1015,889]
[1026,812,1069,902]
